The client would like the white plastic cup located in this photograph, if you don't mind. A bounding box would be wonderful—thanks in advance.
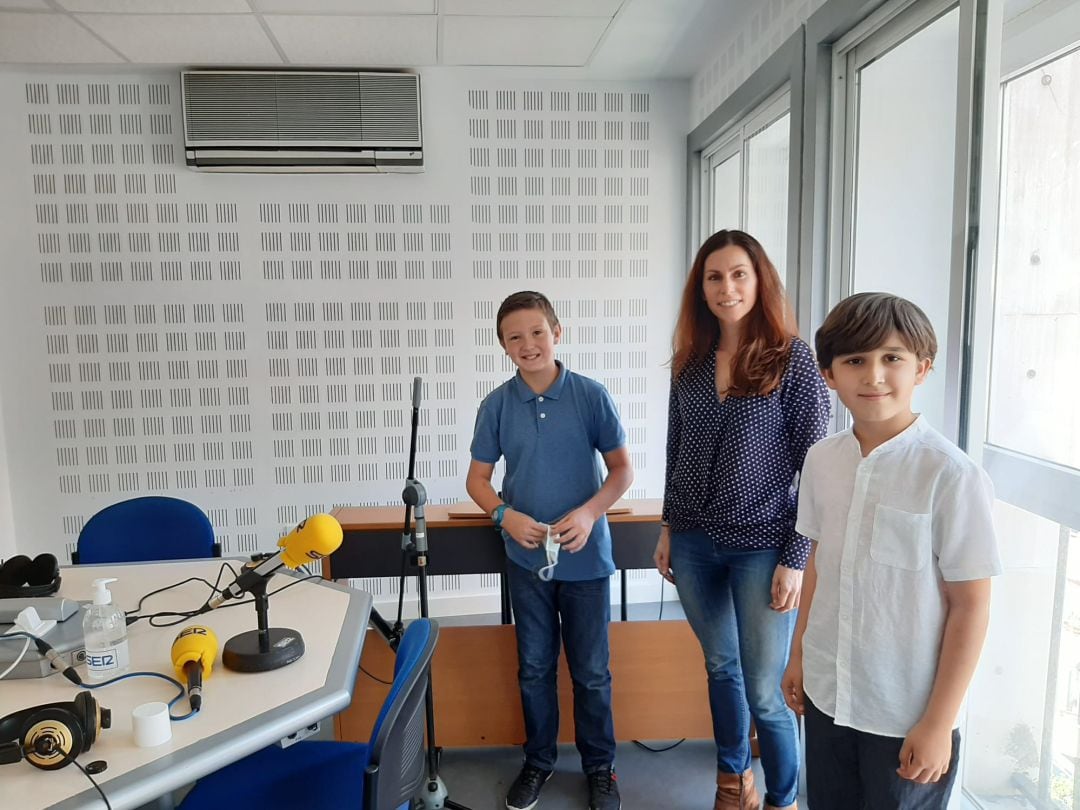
[132,702,172,748]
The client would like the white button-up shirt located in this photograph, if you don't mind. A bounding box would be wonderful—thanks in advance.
[796,416,1001,737]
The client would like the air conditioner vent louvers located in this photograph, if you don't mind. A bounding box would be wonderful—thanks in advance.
[181,70,422,172]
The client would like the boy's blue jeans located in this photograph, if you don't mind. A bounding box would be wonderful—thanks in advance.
[507,559,616,773]
[670,528,799,808]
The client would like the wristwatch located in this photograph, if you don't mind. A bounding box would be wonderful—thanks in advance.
[492,503,510,528]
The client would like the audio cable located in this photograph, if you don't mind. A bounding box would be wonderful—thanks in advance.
[0,634,32,680]
[5,630,193,720]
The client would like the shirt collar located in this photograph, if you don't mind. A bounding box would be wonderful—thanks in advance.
[512,360,567,402]
[843,414,927,457]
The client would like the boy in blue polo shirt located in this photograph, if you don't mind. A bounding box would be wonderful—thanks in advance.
[467,291,633,810]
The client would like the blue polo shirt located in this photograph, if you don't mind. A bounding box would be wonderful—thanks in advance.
[470,362,626,581]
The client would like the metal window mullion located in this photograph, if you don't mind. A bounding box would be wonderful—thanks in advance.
[945,0,989,446]
[825,46,860,434]
[1039,525,1071,805]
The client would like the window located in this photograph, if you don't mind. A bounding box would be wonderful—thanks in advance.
[701,91,791,280]
[829,2,962,433]
[963,34,1080,810]
[985,47,1080,473]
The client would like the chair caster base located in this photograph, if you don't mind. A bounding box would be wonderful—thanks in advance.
[416,776,448,809]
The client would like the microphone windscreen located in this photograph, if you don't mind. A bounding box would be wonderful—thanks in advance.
[412,376,422,408]
[171,625,218,680]
[278,513,344,569]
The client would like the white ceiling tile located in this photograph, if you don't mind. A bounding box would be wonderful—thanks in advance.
[76,14,283,63]
[57,0,249,12]
[0,0,50,10]
[253,0,434,13]
[442,0,620,16]
[442,15,609,66]
[0,12,124,63]
[264,15,436,66]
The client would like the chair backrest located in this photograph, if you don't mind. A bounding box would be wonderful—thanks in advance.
[75,496,218,564]
[365,617,439,810]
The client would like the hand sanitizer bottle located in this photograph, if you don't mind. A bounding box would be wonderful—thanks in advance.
[83,577,130,682]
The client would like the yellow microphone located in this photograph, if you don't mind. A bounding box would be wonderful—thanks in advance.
[171,625,218,712]
[208,514,343,609]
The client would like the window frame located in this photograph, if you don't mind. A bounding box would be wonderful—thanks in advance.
[700,88,792,253]
[687,29,806,294]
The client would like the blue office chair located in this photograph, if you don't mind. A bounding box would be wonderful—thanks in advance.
[179,617,439,810]
[73,496,219,564]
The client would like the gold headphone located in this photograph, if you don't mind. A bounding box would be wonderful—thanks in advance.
[0,692,111,770]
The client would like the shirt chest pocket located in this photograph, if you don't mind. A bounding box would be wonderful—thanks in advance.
[870,505,931,571]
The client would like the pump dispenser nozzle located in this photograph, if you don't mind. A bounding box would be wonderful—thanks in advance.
[91,577,117,606]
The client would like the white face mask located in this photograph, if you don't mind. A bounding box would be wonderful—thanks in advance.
[537,526,560,581]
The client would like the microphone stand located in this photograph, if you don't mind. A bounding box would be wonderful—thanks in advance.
[380,377,470,810]
[220,577,305,672]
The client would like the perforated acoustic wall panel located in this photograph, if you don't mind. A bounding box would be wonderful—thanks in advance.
[0,70,687,612]
[689,0,828,129]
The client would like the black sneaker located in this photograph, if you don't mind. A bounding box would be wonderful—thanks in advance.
[505,763,553,810]
[586,766,621,810]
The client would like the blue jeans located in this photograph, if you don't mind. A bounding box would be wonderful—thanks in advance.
[670,528,799,808]
[507,559,616,773]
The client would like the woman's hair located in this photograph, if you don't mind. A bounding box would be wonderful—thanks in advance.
[814,292,938,369]
[671,229,796,395]
[495,290,560,343]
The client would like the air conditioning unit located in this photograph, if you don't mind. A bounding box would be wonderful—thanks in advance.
[181,70,422,173]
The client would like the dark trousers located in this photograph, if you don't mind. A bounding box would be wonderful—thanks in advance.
[804,697,960,810]
[507,560,616,773]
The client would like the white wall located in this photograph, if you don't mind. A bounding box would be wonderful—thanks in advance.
[689,0,829,130]
[0,66,688,613]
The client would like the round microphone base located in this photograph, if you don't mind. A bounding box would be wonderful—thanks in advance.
[221,628,305,673]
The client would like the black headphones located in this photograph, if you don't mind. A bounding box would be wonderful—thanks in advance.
[0,692,111,770]
[0,553,61,599]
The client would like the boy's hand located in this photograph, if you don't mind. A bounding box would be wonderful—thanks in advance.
[770,564,802,612]
[653,528,675,583]
[552,508,594,553]
[897,719,953,783]
[781,656,805,716]
[501,509,547,550]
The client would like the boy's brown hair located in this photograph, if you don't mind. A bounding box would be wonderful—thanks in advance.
[815,292,938,369]
[496,291,560,343]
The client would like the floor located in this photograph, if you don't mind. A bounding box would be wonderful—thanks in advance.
[435,739,768,810]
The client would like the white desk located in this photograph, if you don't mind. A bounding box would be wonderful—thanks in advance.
[0,560,373,810]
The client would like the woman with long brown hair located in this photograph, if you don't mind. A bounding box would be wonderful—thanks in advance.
[654,230,829,810]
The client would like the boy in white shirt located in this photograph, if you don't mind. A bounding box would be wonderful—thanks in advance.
[782,292,1001,809]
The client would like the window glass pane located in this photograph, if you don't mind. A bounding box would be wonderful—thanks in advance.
[986,46,1080,471]
[745,112,791,280]
[965,500,1079,808]
[711,152,741,234]
[850,8,960,432]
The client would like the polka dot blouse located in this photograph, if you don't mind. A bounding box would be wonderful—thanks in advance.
[662,337,831,570]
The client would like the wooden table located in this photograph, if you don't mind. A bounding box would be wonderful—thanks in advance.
[326,498,664,621]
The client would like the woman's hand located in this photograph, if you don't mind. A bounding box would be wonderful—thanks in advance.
[770,564,802,612]
[653,528,675,584]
